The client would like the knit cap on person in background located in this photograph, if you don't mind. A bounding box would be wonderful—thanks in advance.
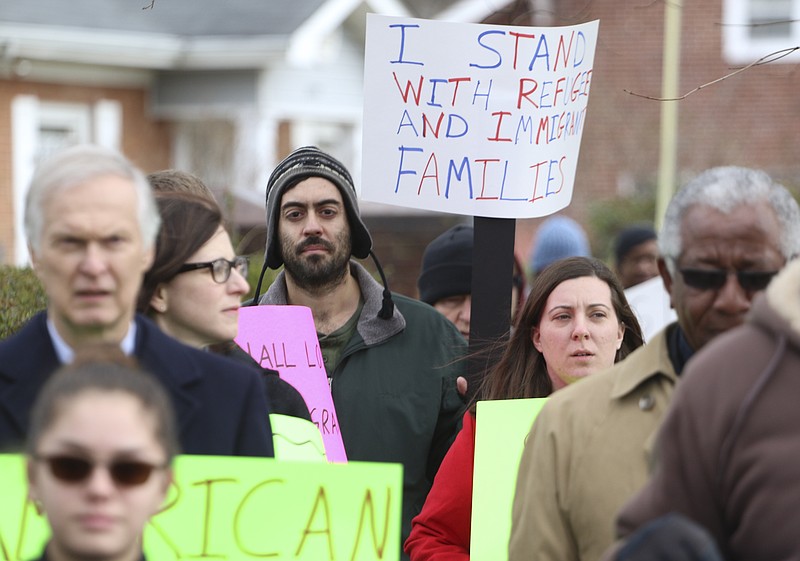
[262,146,372,270]
[529,215,591,275]
[613,224,657,268]
[417,224,473,305]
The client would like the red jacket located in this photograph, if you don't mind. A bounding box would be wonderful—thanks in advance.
[404,411,475,561]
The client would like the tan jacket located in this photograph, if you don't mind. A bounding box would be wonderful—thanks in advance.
[508,327,679,561]
[614,260,800,560]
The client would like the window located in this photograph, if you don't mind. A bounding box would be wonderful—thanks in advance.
[723,0,800,64]
[749,0,792,38]
[11,97,121,264]
[36,103,92,161]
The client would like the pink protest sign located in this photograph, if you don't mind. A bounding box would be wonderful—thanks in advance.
[235,305,347,462]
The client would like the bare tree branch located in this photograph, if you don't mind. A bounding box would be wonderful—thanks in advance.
[720,19,800,29]
[624,46,800,101]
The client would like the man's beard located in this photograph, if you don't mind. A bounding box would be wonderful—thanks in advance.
[280,232,351,291]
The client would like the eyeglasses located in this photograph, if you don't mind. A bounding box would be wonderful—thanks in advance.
[34,454,167,487]
[678,268,779,292]
[177,256,249,284]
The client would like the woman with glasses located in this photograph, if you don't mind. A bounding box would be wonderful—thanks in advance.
[137,192,250,349]
[136,192,314,442]
[26,347,176,561]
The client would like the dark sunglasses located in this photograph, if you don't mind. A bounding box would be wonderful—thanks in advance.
[34,454,166,487]
[177,256,249,284]
[678,268,778,292]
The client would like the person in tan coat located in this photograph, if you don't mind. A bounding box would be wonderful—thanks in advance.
[611,256,800,560]
[508,166,800,561]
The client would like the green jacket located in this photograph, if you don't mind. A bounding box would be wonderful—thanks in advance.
[259,261,466,555]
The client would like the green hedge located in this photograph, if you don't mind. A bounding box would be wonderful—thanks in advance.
[0,256,278,340]
[242,252,280,302]
[0,266,47,339]
[588,195,657,264]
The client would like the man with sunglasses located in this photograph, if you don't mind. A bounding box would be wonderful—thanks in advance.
[612,213,800,557]
[0,144,275,458]
[509,166,800,561]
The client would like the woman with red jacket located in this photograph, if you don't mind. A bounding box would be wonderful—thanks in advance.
[405,256,644,560]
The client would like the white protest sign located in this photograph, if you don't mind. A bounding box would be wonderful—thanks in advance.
[624,275,677,342]
[362,15,599,218]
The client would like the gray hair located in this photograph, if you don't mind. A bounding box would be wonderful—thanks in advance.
[660,166,800,272]
[24,144,161,252]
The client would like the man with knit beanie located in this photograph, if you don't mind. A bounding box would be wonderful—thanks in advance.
[250,147,466,558]
[418,223,525,340]
[418,224,474,340]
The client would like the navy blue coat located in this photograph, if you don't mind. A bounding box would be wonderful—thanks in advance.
[0,312,274,457]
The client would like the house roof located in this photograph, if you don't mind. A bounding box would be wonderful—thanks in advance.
[0,0,497,69]
[403,0,496,21]
[0,0,332,69]
[0,0,325,36]
[0,0,488,37]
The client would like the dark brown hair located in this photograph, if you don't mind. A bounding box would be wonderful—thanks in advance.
[26,345,179,461]
[137,191,223,314]
[477,256,644,402]
[147,169,217,201]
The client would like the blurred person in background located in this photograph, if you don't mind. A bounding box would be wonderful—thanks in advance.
[613,224,659,289]
[418,223,526,341]
[528,215,591,279]
[147,168,217,199]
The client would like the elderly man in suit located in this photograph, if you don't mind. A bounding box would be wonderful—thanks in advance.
[0,144,273,457]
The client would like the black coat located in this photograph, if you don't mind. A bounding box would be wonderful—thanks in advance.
[0,312,274,457]
[217,343,312,421]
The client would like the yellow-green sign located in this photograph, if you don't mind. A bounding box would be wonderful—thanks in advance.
[0,455,402,561]
[470,398,548,561]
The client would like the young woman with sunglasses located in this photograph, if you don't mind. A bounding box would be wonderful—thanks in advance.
[26,347,176,561]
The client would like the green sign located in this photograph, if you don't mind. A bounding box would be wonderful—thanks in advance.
[470,398,548,561]
[0,455,402,561]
